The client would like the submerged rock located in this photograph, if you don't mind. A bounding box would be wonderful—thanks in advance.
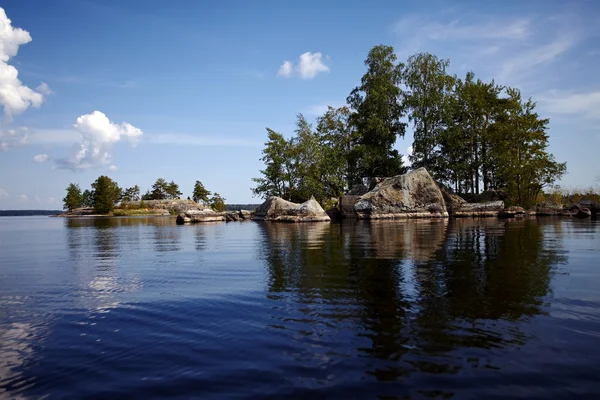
[354,168,448,219]
[176,209,225,224]
[499,206,526,218]
[452,201,505,217]
[252,196,330,222]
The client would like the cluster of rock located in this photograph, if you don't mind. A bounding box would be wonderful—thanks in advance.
[341,167,596,219]
[252,196,330,222]
[176,168,596,224]
[124,199,206,213]
[343,168,507,219]
[176,209,252,224]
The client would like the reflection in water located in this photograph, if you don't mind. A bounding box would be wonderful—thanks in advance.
[3,216,595,399]
[66,217,145,312]
[258,218,567,386]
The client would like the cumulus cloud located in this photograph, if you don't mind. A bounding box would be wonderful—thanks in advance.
[18,194,27,202]
[108,165,117,171]
[55,111,143,170]
[0,8,48,118]
[277,52,330,79]
[0,188,8,199]
[277,61,293,78]
[32,153,48,163]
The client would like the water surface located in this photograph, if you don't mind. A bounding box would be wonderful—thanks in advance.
[1,216,599,399]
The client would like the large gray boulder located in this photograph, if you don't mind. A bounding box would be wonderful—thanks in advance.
[354,168,448,219]
[252,196,330,222]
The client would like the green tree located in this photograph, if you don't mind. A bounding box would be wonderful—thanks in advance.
[63,183,84,211]
[82,189,94,208]
[490,88,566,207]
[404,53,455,174]
[252,129,295,200]
[316,105,357,194]
[209,193,226,212]
[121,185,140,202]
[192,180,211,203]
[91,176,122,214]
[146,178,168,200]
[347,44,407,182]
[165,181,182,199]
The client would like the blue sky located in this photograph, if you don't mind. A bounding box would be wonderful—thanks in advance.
[0,0,599,209]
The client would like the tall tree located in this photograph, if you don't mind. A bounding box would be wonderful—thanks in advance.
[316,105,357,192]
[404,53,455,175]
[192,180,211,203]
[91,176,121,214]
[490,88,566,207]
[347,44,407,182]
[209,193,226,212]
[63,183,83,211]
[252,129,295,200]
[121,185,140,202]
[165,181,182,199]
[289,114,323,202]
[82,189,94,208]
[146,178,169,200]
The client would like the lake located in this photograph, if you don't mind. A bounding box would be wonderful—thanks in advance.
[1,216,599,399]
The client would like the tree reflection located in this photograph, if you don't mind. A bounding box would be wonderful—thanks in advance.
[258,218,566,384]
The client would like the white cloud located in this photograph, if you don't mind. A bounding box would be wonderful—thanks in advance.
[297,52,330,79]
[277,61,293,78]
[55,111,143,170]
[18,194,27,202]
[0,8,48,118]
[36,82,52,96]
[108,165,117,171]
[0,188,8,199]
[32,153,48,163]
[277,52,330,79]
[0,126,28,150]
[538,90,600,119]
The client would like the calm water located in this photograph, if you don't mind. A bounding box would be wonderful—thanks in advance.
[1,216,599,399]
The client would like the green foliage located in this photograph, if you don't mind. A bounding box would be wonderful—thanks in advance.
[166,181,182,199]
[251,129,295,200]
[142,178,181,200]
[192,180,211,203]
[82,189,94,208]
[489,89,566,207]
[249,44,567,208]
[404,53,455,172]
[316,106,357,194]
[121,185,140,202]
[209,193,226,212]
[253,113,352,203]
[91,176,121,214]
[63,183,83,211]
[347,44,407,180]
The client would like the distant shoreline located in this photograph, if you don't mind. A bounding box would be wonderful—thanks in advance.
[0,210,62,217]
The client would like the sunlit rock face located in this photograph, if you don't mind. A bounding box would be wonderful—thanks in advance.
[354,168,448,219]
[252,196,330,222]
